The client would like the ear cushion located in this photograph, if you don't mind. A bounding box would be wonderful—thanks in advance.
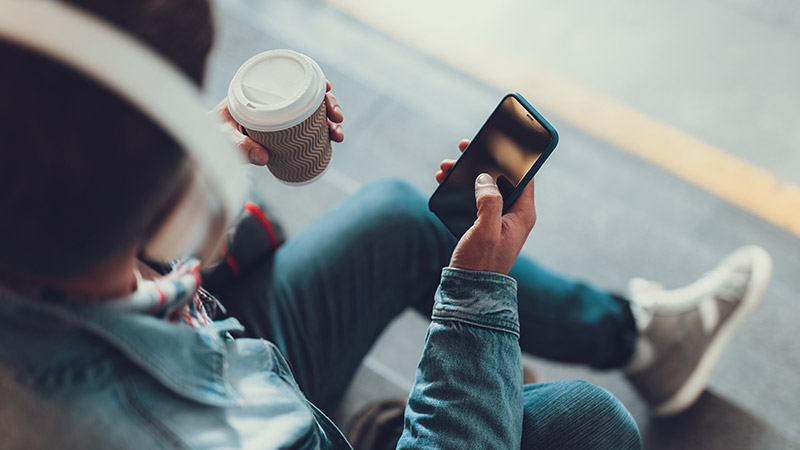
[0,2,249,263]
[143,170,228,264]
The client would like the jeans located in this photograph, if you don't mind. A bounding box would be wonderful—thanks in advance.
[217,179,640,449]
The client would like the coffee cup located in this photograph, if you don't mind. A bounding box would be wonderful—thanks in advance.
[227,50,330,184]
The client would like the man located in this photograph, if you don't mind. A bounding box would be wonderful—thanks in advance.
[0,1,768,449]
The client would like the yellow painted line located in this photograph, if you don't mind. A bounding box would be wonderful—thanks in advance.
[326,0,800,237]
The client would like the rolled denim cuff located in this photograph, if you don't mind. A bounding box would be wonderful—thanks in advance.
[432,267,520,337]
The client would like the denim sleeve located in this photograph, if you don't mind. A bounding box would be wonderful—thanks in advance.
[397,267,523,450]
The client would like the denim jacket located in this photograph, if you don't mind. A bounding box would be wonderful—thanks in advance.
[0,267,522,449]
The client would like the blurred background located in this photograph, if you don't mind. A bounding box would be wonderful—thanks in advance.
[203,0,800,448]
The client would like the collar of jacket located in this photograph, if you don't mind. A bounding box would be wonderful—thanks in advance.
[0,284,246,407]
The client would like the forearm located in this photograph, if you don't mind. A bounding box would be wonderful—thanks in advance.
[397,268,523,450]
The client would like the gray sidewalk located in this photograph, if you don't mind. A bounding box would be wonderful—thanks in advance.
[205,1,800,448]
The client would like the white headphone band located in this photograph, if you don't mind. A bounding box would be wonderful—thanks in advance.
[0,0,249,263]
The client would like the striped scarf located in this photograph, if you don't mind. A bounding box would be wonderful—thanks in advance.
[104,259,221,327]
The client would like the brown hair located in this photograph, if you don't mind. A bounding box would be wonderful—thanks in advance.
[0,0,214,278]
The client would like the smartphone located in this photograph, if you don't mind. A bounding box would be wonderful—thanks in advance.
[428,93,558,238]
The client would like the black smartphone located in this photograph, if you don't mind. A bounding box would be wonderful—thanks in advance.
[428,93,558,238]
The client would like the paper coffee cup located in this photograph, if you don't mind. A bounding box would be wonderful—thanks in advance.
[227,50,330,184]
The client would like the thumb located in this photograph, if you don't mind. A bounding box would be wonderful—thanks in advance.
[474,173,503,234]
[242,137,270,166]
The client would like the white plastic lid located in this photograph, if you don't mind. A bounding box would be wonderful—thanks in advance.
[227,49,326,132]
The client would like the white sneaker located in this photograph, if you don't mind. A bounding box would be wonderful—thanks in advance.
[624,245,772,417]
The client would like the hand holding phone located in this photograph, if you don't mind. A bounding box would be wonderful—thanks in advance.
[429,93,558,239]
[448,172,536,275]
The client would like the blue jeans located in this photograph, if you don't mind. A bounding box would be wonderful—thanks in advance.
[217,179,640,449]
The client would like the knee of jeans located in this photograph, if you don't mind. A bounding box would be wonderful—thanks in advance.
[360,179,432,231]
[523,381,641,450]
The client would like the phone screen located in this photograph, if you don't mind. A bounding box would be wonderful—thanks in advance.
[429,95,555,238]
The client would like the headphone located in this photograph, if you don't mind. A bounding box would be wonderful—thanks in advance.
[0,0,249,266]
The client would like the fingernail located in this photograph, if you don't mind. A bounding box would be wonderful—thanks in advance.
[336,124,343,133]
[476,173,494,186]
[334,105,342,115]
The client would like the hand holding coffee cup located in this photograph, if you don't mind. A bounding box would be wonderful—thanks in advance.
[227,50,340,184]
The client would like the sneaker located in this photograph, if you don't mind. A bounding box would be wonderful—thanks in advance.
[624,245,772,417]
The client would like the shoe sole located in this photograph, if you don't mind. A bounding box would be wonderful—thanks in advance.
[651,245,773,417]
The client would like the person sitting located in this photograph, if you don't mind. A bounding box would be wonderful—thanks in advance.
[0,1,770,449]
